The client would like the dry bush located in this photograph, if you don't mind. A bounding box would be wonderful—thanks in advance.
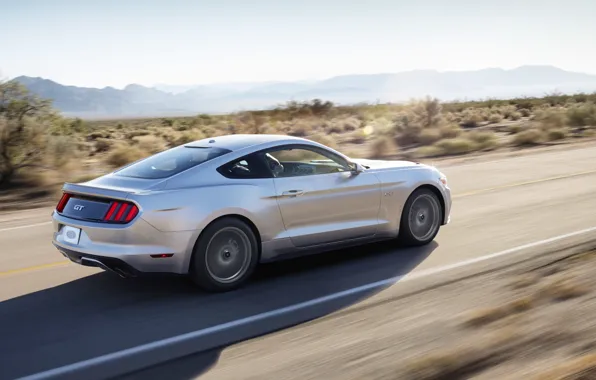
[545,128,569,141]
[369,137,396,158]
[433,138,477,155]
[415,145,444,158]
[534,277,589,302]
[46,135,76,169]
[459,110,483,128]
[534,109,567,130]
[125,130,150,139]
[307,133,338,149]
[439,124,462,138]
[339,116,361,132]
[345,129,367,144]
[287,120,314,137]
[133,135,166,154]
[507,124,524,134]
[86,131,107,141]
[105,145,146,168]
[174,131,205,146]
[488,114,503,124]
[94,138,112,153]
[419,128,443,145]
[499,105,517,118]
[566,102,596,127]
[462,297,533,328]
[519,108,532,117]
[467,130,498,150]
[509,111,522,121]
[512,129,543,146]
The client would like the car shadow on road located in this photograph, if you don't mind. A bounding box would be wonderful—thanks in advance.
[0,240,437,380]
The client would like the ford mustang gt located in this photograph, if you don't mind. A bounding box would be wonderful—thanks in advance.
[52,134,452,292]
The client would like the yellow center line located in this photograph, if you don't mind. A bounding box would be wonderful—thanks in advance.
[2,168,596,277]
[452,169,596,199]
[0,261,69,277]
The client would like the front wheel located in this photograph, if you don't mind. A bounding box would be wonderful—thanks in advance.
[398,188,442,246]
[189,217,259,292]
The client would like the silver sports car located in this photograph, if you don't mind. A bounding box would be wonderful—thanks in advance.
[52,134,451,291]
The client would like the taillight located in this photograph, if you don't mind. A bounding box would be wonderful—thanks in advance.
[56,193,72,213]
[103,201,139,223]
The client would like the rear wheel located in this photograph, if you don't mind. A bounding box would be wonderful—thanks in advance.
[189,217,259,292]
[398,188,442,246]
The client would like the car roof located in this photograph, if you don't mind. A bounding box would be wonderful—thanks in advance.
[185,134,310,152]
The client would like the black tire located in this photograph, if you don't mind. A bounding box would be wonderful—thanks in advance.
[189,217,259,292]
[398,188,442,246]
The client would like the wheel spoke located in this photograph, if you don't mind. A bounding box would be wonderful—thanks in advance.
[408,194,440,241]
[205,227,251,283]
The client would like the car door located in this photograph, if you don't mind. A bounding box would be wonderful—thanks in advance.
[267,144,382,248]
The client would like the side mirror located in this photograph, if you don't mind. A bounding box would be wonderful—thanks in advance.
[349,161,364,174]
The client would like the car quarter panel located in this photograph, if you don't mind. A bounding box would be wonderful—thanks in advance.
[132,179,285,241]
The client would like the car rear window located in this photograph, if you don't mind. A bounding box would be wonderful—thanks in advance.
[113,146,231,179]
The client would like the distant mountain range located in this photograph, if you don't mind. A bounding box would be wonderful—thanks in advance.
[11,65,596,119]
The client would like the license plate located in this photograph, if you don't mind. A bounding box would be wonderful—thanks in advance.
[62,226,82,245]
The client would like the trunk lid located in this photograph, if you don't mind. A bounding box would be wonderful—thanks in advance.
[57,174,166,223]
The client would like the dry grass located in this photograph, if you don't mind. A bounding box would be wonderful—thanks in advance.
[512,128,543,146]
[462,297,534,328]
[105,144,147,168]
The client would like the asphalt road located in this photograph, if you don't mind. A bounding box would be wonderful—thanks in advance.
[1,144,596,380]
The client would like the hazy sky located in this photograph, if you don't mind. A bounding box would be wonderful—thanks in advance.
[1,0,594,88]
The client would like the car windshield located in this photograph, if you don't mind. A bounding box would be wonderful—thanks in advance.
[114,146,231,179]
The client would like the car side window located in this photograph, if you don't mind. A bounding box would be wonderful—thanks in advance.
[266,146,350,178]
[217,153,273,179]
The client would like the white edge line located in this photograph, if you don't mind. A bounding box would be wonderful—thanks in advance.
[18,225,596,380]
[0,221,52,233]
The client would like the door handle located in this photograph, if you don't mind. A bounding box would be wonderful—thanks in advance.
[281,190,304,197]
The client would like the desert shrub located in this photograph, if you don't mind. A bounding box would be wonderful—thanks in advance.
[418,128,443,145]
[434,138,477,155]
[392,112,423,146]
[459,110,483,128]
[488,114,502,124]
[566,102,596,127]
[499,105,517,118]
[410,96,443,128]
[369,137,396,158]
[133,135,166,154]
[126,130,150,139]
[105,145,146,168]
[507,124,524,134]
[534,109,567,130]
[545,128,568,141]
[415,145,444,157]
[308,133,337,149]
[439,124,463,138]
[94,138,112,153]
[86,131,106,141]
[467,130,498,150]
[518,108,532,117]
[509,111,522,121]
[512,129,543,146]
[46,136,75,169]
[174,131,205,146]
[339,116,360,132]
[345,129,367,144]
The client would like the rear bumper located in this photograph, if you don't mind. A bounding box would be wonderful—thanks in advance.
[54,244,140,278]
[52,211,199,275]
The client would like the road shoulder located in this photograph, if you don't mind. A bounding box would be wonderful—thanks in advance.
[118,235,596,380]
